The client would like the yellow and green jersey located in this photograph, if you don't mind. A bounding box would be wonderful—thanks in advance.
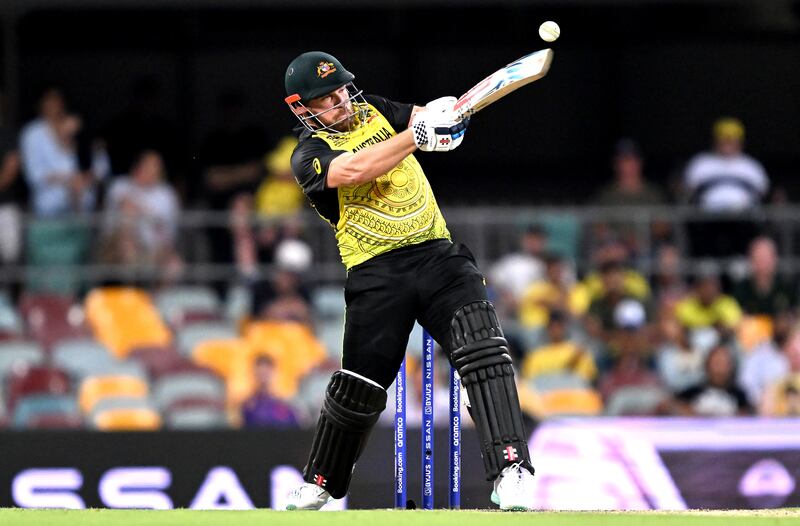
[290,95,450,269]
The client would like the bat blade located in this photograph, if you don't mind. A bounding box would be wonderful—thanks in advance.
[454,48,554,118]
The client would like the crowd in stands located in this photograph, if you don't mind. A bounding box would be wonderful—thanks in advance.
[0,77,797,430]
[498,229,800,420]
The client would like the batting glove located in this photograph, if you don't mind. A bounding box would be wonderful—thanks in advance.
[411,97,470,152]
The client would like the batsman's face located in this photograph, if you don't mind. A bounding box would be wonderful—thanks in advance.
[306,85,355,131]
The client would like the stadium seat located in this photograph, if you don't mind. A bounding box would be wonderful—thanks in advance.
[165,396,226,414]
[519,386,603,419]
[0,341,45,379]
[0,330,19,342]
[6,366,71,412]
[152,372,226,412]
[310,285,345,319]
[528,373,590,392]
[12,394,81,429]
[0,294,23,336]
[25,219,91,296]
[92,407,161,431]
[165,405,228,430]
[89,396,153,415]
[85,287,172,358]
[128,346,187,378]
[176,321,239,357]
[78,375,149,414]
[150,360,216,380]
[245,321,326,399]
[155,286,221,327]
[27,413,83,429]
[225,285,252,323]
[0,389,7,423]
[19,294,89,350]
[605,385,667,416]
[51,338,140,380]
[316,320,344,360]
[191,339,254,407]
[737,315,774,353]
[537,388,603,418]
[294,369,333,416]
[540,213,581,260]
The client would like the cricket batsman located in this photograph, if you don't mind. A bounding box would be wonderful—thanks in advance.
[283,51,535,511]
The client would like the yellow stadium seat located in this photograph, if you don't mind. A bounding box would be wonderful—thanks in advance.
[532,388,603,419]
[244,321,326,399]
[93,407,161,431]
[737,315,774,353]
[85,287,172,358]
[78,375,149,414]
[192,339,255,408]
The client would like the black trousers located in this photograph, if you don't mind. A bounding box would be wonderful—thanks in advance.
[342,239,488,389]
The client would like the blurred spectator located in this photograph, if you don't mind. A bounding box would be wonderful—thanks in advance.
[671,344,752,416]
[586,260,651,338]
[255,136,305,218]
[675,263,742,338]
[595,139,666,207]
[591,139,668,263]
[656,316,706,393]
[684,117,768,257]
[521,310,597,383]
[253,236,313,323]
[652,244,687,305]
[20,88,108,217]
[518,253,589,329]
[101,76,183,187]
[739,335,789,409]
[734,237,797,318]
[760,328,800,416]
[99,150,182,281]
[685,118,768,211]
[583,241,650,302]
[241,356,299,427]
[0,134,23,270]
[599,299,661,399]
[201,90,270,298]
[489,225,547,313]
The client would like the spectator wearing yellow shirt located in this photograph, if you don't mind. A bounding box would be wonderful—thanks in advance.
[518,254,590,329]
[255,136,305,218]
[521,310,597,383]
[675,264,742,336]
[583,240,651,303]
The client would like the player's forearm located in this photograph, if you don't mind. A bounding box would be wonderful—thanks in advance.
[327,129,416,187]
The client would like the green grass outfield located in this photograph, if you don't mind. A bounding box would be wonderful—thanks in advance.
[1,509,799,526]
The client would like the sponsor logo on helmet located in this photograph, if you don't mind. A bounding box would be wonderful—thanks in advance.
[316,61,337,78]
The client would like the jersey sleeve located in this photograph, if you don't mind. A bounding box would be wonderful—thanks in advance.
[365,95,414,131]
[290,138,345,194]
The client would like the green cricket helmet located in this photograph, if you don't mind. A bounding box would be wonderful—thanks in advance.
[284,51,368,134]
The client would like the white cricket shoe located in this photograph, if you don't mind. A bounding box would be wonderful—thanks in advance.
[490,462,536,511]
[285,482,333,511]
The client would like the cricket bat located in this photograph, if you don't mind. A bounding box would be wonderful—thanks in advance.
[453,48,554,119]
